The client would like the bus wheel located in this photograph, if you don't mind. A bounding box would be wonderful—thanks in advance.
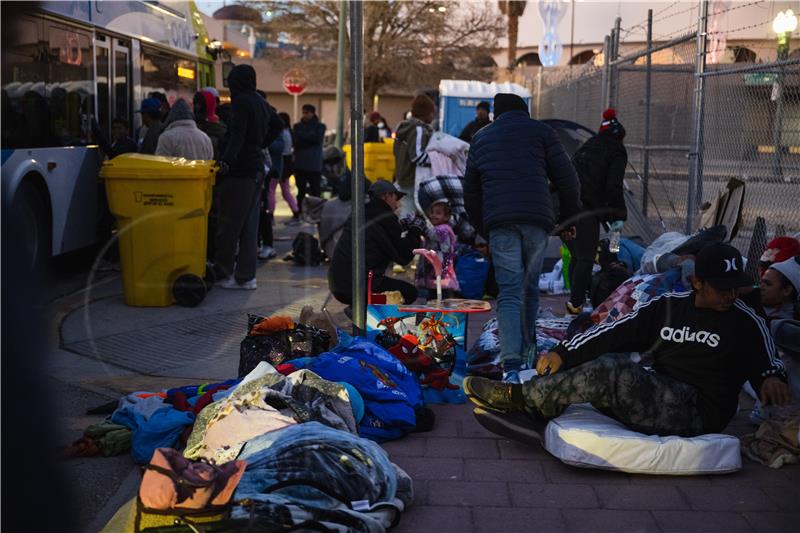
[12,180,51,272]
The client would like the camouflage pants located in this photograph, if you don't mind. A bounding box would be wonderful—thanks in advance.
[522,354,705,436]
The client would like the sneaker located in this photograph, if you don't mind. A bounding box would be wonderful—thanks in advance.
[463,376,520,412]
[565,301,582,315]
[217,277,257,290]
[285,217,302,227]
[502,370,522,384]
[258,245,277,260]
[473,407,547,446]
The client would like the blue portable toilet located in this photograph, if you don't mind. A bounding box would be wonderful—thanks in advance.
[438,80,532,138]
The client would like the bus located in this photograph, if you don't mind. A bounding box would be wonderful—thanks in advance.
[1,1,215,269]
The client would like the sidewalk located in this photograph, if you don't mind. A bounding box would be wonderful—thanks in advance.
[49,215,797,532]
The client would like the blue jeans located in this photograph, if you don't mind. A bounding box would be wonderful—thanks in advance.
[488,224,549,371]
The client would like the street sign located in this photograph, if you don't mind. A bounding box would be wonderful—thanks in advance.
[282,68,307,95]
[743,72,777,86]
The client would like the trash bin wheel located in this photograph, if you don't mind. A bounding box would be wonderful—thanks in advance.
[173,274,207,307]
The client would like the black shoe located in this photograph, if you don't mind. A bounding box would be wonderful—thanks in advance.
[473,407,547,446]
[463,376,519,412]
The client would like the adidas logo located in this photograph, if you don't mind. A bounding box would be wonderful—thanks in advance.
[660,326,720,348]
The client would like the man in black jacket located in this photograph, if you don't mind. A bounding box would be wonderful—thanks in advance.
[213,65,279,290]
[566,108,628,314]
[465,244,790,439]
[464,93,581,384]
[293,104,326,213]
[328,180,424,305]
[458,101,491,143]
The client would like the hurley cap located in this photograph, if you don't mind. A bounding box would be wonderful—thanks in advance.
[695,243,753,289]
[368,179,406,198]
[136,97,161,114]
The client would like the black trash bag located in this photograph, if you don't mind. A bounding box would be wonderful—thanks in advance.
[238,315,333,378]
[289,232,323,266]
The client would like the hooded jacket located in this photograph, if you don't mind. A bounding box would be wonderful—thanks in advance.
[219,65,275,177]
[292,115,326,172]
[393,117,432,187]
[328,197,422,299]
[464,107,581,235]
[571,131,628,223]
[155,100,214,160]
[195,90,227,159]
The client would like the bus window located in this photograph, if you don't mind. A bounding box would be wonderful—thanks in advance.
[47,24,94,147]
[1,16,48,148]
[141,46,197,108]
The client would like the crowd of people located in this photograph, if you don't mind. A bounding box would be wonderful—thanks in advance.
[96,65,327,290]
[95,72,796,445]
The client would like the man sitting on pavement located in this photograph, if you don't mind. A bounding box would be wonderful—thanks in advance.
[464,243,791,441]
[328,180,425,306]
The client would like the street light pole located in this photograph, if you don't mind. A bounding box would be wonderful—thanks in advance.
[349,0,366,333]
[335,1,347,148]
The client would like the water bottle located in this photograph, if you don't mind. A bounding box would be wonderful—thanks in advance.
[582,291,594,313]
[608,230,621,254]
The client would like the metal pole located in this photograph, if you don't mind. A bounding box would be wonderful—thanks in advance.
[606,17,622,109]
[642,9,653,217]
[334,0,347,148]
[349,0,366,333]
[293,93,299,124]
[687,0,708,234]
[772,62,785,182]
[601,34,611,113]
[535,66,542,118]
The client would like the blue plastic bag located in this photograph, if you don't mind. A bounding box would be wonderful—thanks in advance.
[455,250,490,299]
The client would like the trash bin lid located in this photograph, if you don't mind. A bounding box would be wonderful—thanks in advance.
[100,153,217,179]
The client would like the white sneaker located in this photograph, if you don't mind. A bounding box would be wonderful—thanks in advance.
[218,277,257,290]
[258,245,277,260]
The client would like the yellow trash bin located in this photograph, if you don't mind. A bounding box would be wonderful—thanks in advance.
[100,154,217,307]
[343,138,395,182]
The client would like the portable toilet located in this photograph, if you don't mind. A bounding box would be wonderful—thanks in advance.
[438,80,532,138]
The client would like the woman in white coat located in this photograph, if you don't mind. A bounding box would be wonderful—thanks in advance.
[156,99,214,160]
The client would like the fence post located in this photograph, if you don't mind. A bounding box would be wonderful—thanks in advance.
[349,0,366,333]
[642,9,653,217]
[601,34,611,113]
[610,17,622,109]
[772,63,785,181]
[687,0,709,234]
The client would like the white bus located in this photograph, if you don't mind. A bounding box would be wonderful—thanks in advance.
[1,1,215,268]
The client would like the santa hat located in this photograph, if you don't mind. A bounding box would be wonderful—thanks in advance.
[760,236,800,267]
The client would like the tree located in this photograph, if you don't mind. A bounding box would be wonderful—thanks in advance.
[498,0,527,72]
[250,1,504,107]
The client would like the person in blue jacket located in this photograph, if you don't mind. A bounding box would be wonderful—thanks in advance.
[464,93,581,384]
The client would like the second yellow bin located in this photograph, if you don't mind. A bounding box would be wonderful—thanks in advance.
[100,154,217,307]
[343,138,395,182]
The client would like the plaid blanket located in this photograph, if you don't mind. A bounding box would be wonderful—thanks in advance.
[418,174,475,242]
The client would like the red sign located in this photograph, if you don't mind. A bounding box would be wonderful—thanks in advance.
[282,68,307,95]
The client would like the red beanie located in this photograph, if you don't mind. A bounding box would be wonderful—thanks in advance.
[760,236,800,265]
[599,108,616,133]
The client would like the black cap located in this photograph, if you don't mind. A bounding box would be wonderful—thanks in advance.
[368,179,406,198]
[695,243,753,289]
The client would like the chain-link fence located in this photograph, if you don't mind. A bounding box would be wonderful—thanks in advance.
[534,2,800,252]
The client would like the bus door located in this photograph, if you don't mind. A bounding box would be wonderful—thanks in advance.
[94,33,131,142]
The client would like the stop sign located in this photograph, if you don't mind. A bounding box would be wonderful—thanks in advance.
[283,68,307,95]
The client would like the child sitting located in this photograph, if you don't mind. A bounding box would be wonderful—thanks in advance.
[416,201,460,300]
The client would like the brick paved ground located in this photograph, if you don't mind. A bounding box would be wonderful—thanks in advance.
[383,402,799,533]
[381,296,800,533]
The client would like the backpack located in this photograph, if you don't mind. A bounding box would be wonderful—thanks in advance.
[290,232,323,266]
